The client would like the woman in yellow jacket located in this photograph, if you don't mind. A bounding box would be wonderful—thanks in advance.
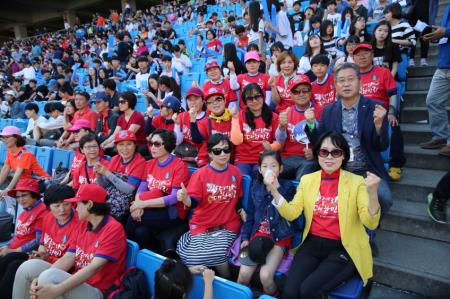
[268,132,381,299]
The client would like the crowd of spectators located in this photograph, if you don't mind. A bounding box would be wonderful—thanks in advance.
[0,0,448,298]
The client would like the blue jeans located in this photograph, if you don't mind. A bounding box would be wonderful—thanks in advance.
[236,163,259,179]
[378,179,393,215]
[426,69,450,145]
[281,156,317,181]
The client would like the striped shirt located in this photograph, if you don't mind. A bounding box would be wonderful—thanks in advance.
[322,36,339,55]
[391,21,416,51]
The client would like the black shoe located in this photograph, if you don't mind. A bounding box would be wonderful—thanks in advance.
[420,139,446,149]
[370,241,379,257]
[427,193,447,224]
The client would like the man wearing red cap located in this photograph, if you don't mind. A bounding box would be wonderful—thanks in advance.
[353,43,405,181]
[276,75,319,180]
[26,184,126,298]
[202,59,238,107]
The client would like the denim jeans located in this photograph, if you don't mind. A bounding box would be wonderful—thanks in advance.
[378,178,393,215]
[281,156,317,181]
[236,163,259,179]
[426,69,450,145]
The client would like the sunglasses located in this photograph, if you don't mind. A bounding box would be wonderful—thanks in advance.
[210,147,232,155]
[244,94,263,102]
[149,141,164,148]
[118,100,128,104]
[291,88,311,95]
[318,148,344,158]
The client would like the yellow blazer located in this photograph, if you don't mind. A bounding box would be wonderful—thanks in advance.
[278,169,380,285]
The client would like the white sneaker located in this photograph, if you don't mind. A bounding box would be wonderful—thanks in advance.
[409,59,416,67]
[420,58,429,66]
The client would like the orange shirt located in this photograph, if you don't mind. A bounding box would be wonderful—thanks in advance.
[72,107,98,130]
[5,146,50,179]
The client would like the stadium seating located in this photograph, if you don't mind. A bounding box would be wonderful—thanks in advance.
[181,72,200,97]
[0,142,7,165]
[12,119,28,133]
[126,239,139,268]
[259,295,277,299]
[136,249,165,295]
[35,146,54,174]
[51,148,74,173]
[292,46,306,59]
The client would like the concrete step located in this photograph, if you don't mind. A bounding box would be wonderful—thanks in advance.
[407,66,437,78]
[368,282,426,299]
[373,230,450,298]
[401,123,432,144]
[381,198,450,243]
[391,167,447,203]
[400,106,450,123]
[402,91,427,107]
[407,77,433,91]
[403,144,450,171]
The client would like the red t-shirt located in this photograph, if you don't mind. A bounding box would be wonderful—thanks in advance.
[10,200,48,249]
[108,153,146,188]
[5,147,50,179]
[152,115,175,132]
[187,164,242,235]
[179,112,207,146]
[139,155,189,201]
[70,150,85,173]
[310,170,341,240]
[68,216,126,294]
[359,66,397,109]
[274,74,303,113]
[202,79,238,106]
[206,39,223,53]
[117,111,146,146]
[311,73,337,110]
[72,158,110,190]
[236,73,270,109]
[73,107,98,131]
[40,211,80,264]
[197,117,232,167]
[282,105,316,158]
[234,111,279,164]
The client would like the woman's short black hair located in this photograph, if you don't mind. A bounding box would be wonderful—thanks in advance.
[242,83,273,129]
[207,133,231,152]
[82,201,111,216]
[79,133,99,150]
[206,29,216,39]
[313,131,350,169]
[119,91,137,109]
[384,2,402,20]
[150,128,176,153]
[154,259,193,299]
[44,184,75,208]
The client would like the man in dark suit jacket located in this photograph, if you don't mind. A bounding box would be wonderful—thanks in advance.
[307,62,393,214]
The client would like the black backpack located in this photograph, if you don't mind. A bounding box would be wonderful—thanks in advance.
[0,212,13,242]
[104,267,151,299]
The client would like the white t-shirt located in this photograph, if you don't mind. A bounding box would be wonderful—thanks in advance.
[276,11,294,48]
[248,19,265,44]
[326,13,342,37]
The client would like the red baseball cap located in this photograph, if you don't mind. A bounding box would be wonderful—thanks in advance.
[289,74,311,91]
[7,178,40,197]
[186,87,204,99]
[65,184,108,203]
[204,59,220,71]
[352,43,372,55]
[67,119,92,132]
[114,130,137,144]
[204,87,225,100]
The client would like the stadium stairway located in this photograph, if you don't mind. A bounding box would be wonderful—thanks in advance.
[368,2,450,297]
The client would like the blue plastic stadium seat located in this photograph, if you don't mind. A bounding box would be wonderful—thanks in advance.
[259,295,277,299]
[35,146,54,174]
[181,73,200,97]
[292,46,305,59]
[0,142,7,165]
[26,145,37,155]
[36,102,47,116]
[366,21,379,35]
[188,166,198,176]
[126,239,139,268]
[0,119,12,131]
[51,148,73,174]
[241,174,252,210]
[328,276,364,299]
[190,59,206,74]
[12,119,28,133]
[188,275,252,299]
[136,249,165,295]
[135,94,148,113]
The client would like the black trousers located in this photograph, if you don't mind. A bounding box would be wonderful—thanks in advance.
[434,171,450,202]
[390,125,406,168]
[0,252,29,299]
[283,235,356,299]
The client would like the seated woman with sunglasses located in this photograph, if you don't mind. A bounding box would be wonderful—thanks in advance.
[71,134,109,192]
[190,87,233,168]
[126,129,189,252]
[100,91,147,155]
[177,134,243,279]
[272,132,381,299]
[231,83,280,178]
